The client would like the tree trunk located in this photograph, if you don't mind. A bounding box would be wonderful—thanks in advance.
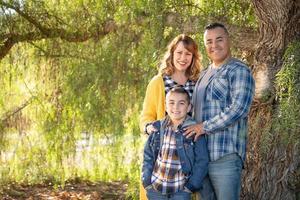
[251,0,300,99]
[242,0,300,199]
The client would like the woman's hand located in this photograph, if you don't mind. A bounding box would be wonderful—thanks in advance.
[146,124,158,135]
[183,123,204,141]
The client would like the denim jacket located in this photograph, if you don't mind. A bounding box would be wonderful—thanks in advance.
[142,117,209,192]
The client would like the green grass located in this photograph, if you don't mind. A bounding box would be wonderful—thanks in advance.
[0,128,145,199]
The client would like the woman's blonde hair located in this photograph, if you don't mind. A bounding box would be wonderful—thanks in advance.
[159,34,202,82]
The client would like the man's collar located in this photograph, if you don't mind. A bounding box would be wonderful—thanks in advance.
[212,56,232,68]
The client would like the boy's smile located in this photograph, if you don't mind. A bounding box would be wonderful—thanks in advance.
[166,92,191,126]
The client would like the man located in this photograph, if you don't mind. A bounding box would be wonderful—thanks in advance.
[184,23,255,200]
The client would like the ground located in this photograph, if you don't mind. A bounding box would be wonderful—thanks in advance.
[0,180,128,200]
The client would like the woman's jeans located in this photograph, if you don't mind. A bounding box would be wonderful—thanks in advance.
[198,153,243,200]
[146,187,191,200]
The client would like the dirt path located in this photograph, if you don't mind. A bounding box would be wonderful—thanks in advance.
[0,180,128,200]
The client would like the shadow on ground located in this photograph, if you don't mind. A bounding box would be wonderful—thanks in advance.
[0,180,128,200]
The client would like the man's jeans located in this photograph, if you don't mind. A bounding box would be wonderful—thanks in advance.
[146,187,191,200]
[198,153,243,200]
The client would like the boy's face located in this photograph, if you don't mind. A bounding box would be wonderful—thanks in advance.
[166,92,191,124]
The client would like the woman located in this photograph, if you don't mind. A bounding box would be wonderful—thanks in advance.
[140,34,202,200]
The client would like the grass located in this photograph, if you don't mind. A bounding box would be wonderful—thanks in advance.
[0,128,145,199]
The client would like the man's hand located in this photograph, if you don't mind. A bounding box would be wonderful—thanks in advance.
[183,123,204,141]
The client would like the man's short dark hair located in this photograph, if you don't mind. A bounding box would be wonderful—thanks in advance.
[167,86,190,103]
[205,22,229,35]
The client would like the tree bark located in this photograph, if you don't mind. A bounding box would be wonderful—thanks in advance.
[243,0,300,199]
[251,0,300,99]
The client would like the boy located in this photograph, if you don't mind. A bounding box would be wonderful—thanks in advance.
[142,87,209,200]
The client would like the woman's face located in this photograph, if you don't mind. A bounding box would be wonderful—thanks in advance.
[172,41,193,73]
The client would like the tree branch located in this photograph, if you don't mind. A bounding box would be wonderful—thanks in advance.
[1,97,35,125]
[0,1,48,35]
[0,19,117,60]
[0,1,117,60]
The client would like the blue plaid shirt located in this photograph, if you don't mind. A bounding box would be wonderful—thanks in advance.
[192,58,255,162]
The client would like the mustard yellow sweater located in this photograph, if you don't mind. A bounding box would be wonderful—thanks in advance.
[140,74,166,132]
[139,74,166,200]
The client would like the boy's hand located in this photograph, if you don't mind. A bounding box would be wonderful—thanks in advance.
[146,124,158,135]
[183,123,204,141]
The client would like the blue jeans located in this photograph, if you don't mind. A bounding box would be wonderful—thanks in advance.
[146,187,191,200]
[197,153,242,200]
[197,175,216,200]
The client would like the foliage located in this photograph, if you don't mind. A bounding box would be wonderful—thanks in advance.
[260,41,300,155]
[274,41,300,144]
[199,0,257,27]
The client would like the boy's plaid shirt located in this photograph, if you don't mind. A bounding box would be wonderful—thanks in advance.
[151,125,186,195]
[193,58,255,162]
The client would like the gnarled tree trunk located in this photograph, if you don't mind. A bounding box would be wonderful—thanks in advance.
[242,0,300,199]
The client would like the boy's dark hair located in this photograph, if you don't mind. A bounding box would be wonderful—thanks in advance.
[167,86,190,103]
[205,22,229,35]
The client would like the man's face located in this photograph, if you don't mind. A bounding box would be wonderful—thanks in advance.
[204,27,231,66]
[166,92,191,123]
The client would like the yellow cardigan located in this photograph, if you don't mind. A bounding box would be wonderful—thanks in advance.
[140,74,166,132]
[139,74,165,200]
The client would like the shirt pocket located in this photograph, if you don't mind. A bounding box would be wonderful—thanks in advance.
[210,76,229,101]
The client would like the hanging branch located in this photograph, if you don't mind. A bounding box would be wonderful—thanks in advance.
[0,96,35,126]
[0,1,117,60]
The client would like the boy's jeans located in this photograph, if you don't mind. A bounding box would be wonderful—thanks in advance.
[198,153,243,200]
[146,187,191,200]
